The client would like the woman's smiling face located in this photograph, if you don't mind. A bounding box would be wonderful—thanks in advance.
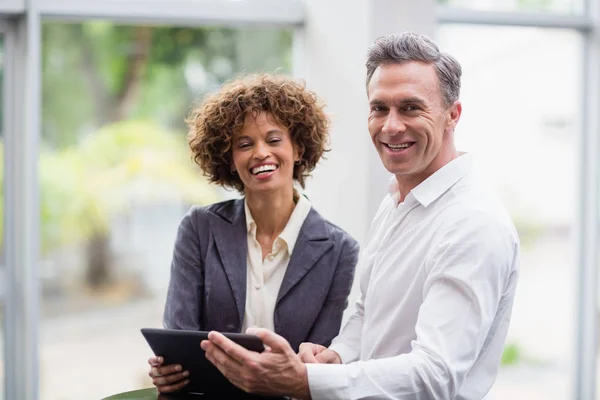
[232,112,299,196]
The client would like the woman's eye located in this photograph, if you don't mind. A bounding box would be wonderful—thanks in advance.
[238,143,251,149]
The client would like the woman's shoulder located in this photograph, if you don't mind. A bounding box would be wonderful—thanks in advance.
[186,198,244,221]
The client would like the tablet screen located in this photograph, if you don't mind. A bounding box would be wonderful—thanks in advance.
[141,328,266,398]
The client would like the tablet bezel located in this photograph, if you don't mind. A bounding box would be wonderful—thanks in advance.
[141,327,264,397]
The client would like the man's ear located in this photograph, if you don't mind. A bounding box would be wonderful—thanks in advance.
[446,100,462,132]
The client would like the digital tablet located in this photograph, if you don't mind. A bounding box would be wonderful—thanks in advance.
[141,328,265,397]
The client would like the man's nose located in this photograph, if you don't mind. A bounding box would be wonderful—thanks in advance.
[382,110,406,135]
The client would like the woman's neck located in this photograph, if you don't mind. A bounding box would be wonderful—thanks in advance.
[245,188,296,241]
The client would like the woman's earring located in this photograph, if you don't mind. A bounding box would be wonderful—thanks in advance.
[295,160,301,165]
[231,167,237,174]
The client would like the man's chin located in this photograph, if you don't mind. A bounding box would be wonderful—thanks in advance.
[385,164,415,176]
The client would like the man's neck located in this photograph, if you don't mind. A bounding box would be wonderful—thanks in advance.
[395,148,459,204]
[395,177,423,204]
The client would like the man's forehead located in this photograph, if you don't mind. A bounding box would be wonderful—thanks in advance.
[367,62,440,99]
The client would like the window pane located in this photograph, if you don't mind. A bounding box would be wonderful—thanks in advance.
[39,21,292,400]
[0,33,5,400]
[438,0,584,15]
[437,25,582,399]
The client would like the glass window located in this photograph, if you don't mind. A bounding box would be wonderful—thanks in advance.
[39,21,292,400]
[437,25,582,399]
[0,32,4,400]
[438,0,584,15]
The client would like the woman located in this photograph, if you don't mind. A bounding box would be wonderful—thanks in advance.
[148,74,359,393]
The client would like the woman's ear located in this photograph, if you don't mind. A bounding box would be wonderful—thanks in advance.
[293,144,304,164]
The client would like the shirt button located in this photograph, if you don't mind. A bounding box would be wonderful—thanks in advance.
[275,242,281,249]
[268,255,275,261]
[254,283,261,290]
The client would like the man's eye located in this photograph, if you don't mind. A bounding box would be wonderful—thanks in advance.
[371,106,386,112]
[405,105,421,112]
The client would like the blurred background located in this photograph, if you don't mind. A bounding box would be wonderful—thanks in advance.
[1,0,599,399]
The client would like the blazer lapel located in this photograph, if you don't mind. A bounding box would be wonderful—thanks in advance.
[277,208,333,304]
[210,199,247,326]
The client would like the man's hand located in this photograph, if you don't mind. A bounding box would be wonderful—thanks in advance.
[201,328,311,399]
[147,356,190,393]
[298,343,342,364]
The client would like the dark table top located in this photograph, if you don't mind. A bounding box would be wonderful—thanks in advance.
[102,388,289,400]
[102,388,196,400]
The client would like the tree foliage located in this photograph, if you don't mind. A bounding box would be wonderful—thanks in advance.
[41,22,293,149]
[0,22,292,285]
[39,120,218,254]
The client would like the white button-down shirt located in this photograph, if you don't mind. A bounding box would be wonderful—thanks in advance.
[306,154,520,400]
[241,194,311,332]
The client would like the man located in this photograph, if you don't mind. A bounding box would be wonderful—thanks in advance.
[201,31,520,400]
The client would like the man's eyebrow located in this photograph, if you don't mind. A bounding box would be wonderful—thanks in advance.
[369,99,387,106]
[398,96,426,105]
[369,97,427,106]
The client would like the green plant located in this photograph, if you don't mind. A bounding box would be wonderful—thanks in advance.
[40,119,218,251]
[500,342,522,366]
[512,216,545,251]
[36,120,219,287]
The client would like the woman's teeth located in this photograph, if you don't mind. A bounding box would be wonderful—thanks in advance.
[251,165,277,175]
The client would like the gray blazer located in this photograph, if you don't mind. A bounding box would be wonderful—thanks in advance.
[163,198,359,352]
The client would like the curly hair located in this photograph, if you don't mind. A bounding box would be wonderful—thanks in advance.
[187,74,330,193]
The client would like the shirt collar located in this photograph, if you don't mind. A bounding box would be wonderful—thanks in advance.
[388,153,472,207]
[245,200,256,234]
[244,192,312,253]
[278,194,311,252]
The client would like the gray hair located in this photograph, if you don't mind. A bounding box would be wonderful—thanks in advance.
[366,32,462,107]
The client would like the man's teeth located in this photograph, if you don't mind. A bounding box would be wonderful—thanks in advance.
[388,143,412,150]
[251,165,277,175]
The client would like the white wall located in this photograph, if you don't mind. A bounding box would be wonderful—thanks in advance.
[298,0,435,321]
[299,0,436,245]
[296,0,370,245]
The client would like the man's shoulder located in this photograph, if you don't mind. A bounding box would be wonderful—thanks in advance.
[435,174,518,241]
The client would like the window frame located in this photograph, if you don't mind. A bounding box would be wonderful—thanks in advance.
[439,2,599,398]
[3,0,599,399]
[0,0,24,15]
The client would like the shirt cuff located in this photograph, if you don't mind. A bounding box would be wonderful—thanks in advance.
[328,342,357,364]
[306,363,349,400]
